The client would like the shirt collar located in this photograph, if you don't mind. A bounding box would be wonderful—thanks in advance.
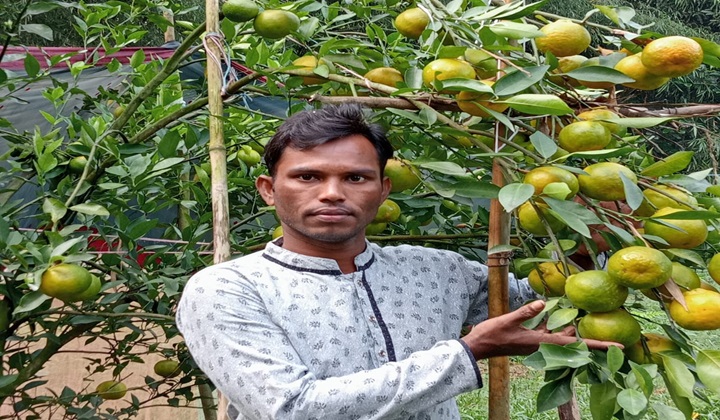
[262,239,376,274]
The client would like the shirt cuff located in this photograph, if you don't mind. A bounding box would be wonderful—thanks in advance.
[456,339,483,389]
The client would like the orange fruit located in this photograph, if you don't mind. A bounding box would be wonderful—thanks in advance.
[292,56,330,85]
[558,121,612,153]
[634,184,698,217]
[523,166,579,199]
[73,274,102,302]
[154,360,182,378]
[422,58,476,91]
[527,262,580,297]
[222,0,259,23]
[669,288,720,330]
[237,145,262,166]
[364,67,404,88]
[641,262,701,302]
[464,49,498,79]
[456,80,508,118]
[271,225,283,239]
[365,221,387,235]
[607,246,673,289]
[708,253,720,285]
[565,270,629,312]
[384,159,421,192]
[517,201,565,236]
[374,199,401,223]
[625,333,680,365]
[253,10,300,39]
[549,54,587,86]
[394,8,429,39]
[576,108,627,137]
[614,53,670,90]
[40,263,93,302]
[641,36,704,78]
[644,207,708,249]
[95,380,127,400]
[578,162,637,201]
[578,309,642,347]
[535,20,591,57]
[68,156,88,174]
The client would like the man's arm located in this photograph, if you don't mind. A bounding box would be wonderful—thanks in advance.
[177,267,481,420]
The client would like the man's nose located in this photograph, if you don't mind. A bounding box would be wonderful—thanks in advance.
[318,178,345,201]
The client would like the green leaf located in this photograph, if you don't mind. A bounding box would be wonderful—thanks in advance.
[617,389,647,416]
[468,0,548,21]
[650,403,687,420]
[498,183,534,212]
[69,203,110,217]
[613,117,676,128]
[0,374,19,389]
[661,371,694,419]
[567,66,634,83]
[426,178,500,199]
[529,131,557,159]
[697,350,720,397]
[158,130,182,159]
[51,237,87,258]
[546,308,577,330]
[622,172,644,211]
[416,161,467,176]
[536,374,573,412]
[665,249,705,267]
[435,79,493,93]
[607,345,624,374]
[590,381,619,420]
[539,343,592,369]
[629,363,655,397]
[523,351,547,370]
[13,290,51,315]
[661,356,695,398]
[542,182,573,200]
[641,151,694,177]
[20,23,53,41]
[43,198,67,224]
[493,65,549,96]
[651,210,720,221]
[130,49,146,68]
[151,157,185,173]
[488,21,545,39]
[503,94,573,116]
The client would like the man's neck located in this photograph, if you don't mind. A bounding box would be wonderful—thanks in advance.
[279,236,365,274]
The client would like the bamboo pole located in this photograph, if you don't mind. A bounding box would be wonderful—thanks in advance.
[205,0,230,418]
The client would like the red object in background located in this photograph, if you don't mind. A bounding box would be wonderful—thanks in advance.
[80,226,160,268]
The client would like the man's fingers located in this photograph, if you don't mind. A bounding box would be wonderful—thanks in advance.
[512,300,545,322]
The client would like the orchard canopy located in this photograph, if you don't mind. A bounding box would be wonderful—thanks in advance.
[2,0,720,419]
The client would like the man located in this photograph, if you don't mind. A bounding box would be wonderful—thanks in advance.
[176,103,618,419]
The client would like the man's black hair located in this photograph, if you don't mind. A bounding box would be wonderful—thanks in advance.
[263,103,394,176]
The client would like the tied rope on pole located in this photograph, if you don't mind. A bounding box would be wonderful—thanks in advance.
[202,32,237,96]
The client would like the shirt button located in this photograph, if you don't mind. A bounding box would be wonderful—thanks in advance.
[369,315,376,322]
[379,350,386,357]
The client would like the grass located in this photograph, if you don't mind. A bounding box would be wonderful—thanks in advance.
[457,292,720,419]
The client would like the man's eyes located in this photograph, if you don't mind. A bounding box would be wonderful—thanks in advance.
[348,175,366,182]
[295,174,368,182]
[298,174,316,181]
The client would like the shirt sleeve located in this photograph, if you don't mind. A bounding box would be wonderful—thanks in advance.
[176,266,482,420]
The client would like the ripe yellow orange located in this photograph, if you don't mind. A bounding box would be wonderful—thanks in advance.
[634,184,698,217]
[292,56,329,85]
[535,20,591,57]
[607,246,673,289]
[549,54,587,86]
[527,262,579,297]
[456,80,508,118]
[384,159,421,192]
[708,253,720,285]
[558,120,612,153]
[364,67,404,88]
[253,10,300,39]
[644,207,708,249]
[625,333,679,365]
[422,58,476,91]
[578,162,637,201]
[222,0,259,23]
[40,263,93,302]
[641,36,704,78]
[578,309,641,347]
[394,8,429,39]
[523,166,579,198]
[668,288,720,330]
[154,360,182,378]
[374,199,401,223]
[576,108,627,137]
[614,53,670,90]
[95,380,127,400]
[565,270,629,312]
[517,201,565,236]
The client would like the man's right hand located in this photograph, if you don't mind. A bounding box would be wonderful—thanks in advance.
[461,300,622,360]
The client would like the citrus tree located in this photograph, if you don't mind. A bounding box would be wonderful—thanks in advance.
[2,0,720,418]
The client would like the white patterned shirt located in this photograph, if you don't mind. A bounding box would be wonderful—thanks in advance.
[176,240,536,419]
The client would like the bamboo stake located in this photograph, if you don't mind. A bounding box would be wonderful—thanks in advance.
[205,0,230,418]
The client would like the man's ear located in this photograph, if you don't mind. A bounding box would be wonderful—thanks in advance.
[256,175,275,205]
[381,176,391,201]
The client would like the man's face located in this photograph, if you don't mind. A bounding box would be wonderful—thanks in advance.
[256,134,391,250]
